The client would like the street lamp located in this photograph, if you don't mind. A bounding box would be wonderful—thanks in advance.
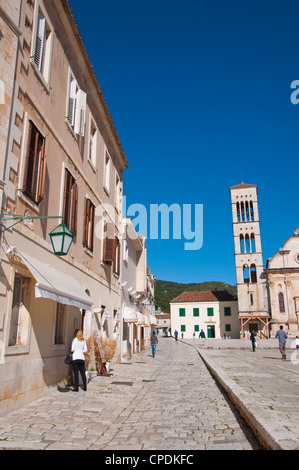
[0,214,74,257]
[49,223,74,256]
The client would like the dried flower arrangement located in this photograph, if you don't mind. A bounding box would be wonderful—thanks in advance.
[99,337,117,362]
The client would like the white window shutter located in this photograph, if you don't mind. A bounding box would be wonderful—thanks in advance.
[67,78,77,126]
[74,90,87,136]
[34,13,46,70]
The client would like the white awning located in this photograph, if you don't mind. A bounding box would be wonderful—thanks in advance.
[137,312,145,324]
[123,306,138,322]
[17,250,93,311]
[150,315,157,325]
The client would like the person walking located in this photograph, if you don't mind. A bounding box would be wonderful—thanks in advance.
[199,329,206,346]
[71,329,87,391]
[150,331,158,357]
[250,330,256,352]
[275,325,288,360]
[174,330,178,341]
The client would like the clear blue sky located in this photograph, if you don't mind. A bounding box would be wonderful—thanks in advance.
[70,0,299,286]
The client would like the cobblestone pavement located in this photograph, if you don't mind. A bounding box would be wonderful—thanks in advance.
[0,337,260,450]
[190,338,299,449]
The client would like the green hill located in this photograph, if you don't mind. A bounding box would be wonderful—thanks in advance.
[155,280,237,313]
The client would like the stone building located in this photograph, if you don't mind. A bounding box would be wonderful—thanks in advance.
[265,228,299,336]
[0,0,129,415]
[229,183,270,338]
[170,290,239,339]
[230,182,299,338]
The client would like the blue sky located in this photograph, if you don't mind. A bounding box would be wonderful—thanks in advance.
[70,0,299,285]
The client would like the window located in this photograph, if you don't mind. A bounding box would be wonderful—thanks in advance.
[9,275,30,347]
[250,293,254,305]
[278,293,285,313]
[88,119,97,167]
[207,307,214,316]
[103,222,115,263]
[193,308,199,316]
[250,201,254,221]
[23,120,46,204]
[240,234,245,253]
[243,265,250,283]
[62,169,78,236]
[54,303,66,345]
[181,325,186,332]
[194,325,199,332]
[251,234,256,253]
[179,308,186,317]
[225,324,231,332]
[67,72,86,136]
[83,198,95,252]
[224,307,231,316]
[113,237,121,275]
[32,7,53,84]
[250,264,257,283]
[104,150,111,192]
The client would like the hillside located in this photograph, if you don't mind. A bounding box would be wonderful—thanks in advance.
[155,280,237,313]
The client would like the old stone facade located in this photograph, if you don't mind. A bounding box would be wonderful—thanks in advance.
[0,0,155,415]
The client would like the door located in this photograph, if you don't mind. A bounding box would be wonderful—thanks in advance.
[207,325,215,338]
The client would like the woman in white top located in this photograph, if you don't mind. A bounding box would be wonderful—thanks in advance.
[71,330,87,392]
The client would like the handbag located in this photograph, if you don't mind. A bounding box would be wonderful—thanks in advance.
[64,352,73,365]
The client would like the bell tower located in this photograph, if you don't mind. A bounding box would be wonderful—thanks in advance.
[229,183,269,338]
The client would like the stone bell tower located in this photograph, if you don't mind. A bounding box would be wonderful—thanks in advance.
[229,183,269,338]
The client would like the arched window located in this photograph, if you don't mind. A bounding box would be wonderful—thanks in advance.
[240,234,245,253]
[250,264,257,283]
[250,201,254,221]
[250,233,256,253]
[241,202,245,222]
[245,201,250,221]
[237,202,241,222]
[245,234,250,253]
[278,293,285,313]
[243,265,249,283]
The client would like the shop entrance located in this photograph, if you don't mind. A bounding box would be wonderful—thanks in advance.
[207,325,215,338]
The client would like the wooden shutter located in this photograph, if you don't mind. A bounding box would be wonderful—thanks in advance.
[103,223,115,263]
[24,122,37,197]
[36,137,46,203]
[23,121,45,203]
[83,198,94,251]
[74,89,86,136]
[70,182,78,236]
[67,78,77,126]
[62,169,71,226]
[83,198,90,247]
[34,13,46,70]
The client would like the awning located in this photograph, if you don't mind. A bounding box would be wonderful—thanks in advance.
[17,250,93,311]
[123,306,138,322]
[137,312,145,324]
[150,315,157,325]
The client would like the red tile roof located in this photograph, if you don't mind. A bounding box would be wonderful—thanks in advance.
[170,290,237,303]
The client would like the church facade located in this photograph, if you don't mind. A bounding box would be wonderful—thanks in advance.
[230,183,299,338]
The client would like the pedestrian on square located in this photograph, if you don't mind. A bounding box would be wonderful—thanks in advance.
[275,325,288,360]
[174,330,178,341]
[250,330,256,352]
[199,329,206,346]
[150,331,158,357]
[296,336,299,350]
[71,329,87,391]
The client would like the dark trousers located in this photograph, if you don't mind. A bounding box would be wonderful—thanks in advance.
[72,360,87,389]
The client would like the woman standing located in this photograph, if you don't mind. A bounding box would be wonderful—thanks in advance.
[71,329,87,392]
